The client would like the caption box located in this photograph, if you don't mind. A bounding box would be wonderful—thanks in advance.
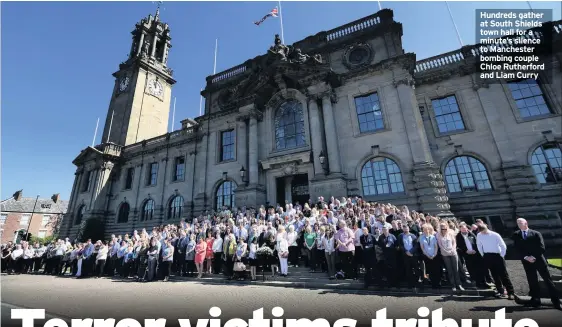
[475,9,553,84]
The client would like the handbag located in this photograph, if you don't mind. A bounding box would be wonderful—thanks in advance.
[233,261,246,272]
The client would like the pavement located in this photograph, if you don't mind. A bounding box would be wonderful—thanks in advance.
[2,274,562,327]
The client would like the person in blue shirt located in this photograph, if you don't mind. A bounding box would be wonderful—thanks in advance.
[398,224,420,289]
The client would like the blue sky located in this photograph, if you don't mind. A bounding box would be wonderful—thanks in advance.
[1,1,560,201]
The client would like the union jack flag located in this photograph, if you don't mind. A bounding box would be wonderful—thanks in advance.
[254,7,278,26]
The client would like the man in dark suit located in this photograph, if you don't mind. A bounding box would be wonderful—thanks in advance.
[512,218,561,310]
[457,222,488,288]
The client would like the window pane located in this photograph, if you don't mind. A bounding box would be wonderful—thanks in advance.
[508,79,552,118]
[354,92,384,133]
[444,156,492,193]
[432,95,465,133]
[275,101,306,150]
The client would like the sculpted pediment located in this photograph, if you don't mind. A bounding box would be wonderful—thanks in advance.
[217,34,341,111]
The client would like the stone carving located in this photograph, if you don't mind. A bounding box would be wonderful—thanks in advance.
[141,39,150,58]
[342,43,373,70]
[393,77,415,88]
[280,162,299,176]
[269,34,290,61]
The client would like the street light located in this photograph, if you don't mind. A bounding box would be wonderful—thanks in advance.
[318,150,326,165]
[240,166,246,180]
[25,195,40,237]
[222,172,228,181]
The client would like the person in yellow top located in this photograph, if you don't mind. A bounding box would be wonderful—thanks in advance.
[222,228,237,279]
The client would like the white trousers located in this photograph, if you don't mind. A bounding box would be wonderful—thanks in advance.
[278,256,288,274]
[76,258,83,277]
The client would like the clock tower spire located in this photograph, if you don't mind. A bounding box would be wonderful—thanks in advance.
[100,8,176,146]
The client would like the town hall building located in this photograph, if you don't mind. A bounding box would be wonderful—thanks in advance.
[59,8,562,244]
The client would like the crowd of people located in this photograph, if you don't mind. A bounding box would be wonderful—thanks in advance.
[1,196,560,310]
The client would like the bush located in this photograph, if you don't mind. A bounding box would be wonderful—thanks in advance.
[29,235,57,245]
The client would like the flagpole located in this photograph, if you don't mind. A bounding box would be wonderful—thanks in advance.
[278,1,285,44]
[171,97,176,132]
[106,111,114,143]
[527,1,534,12]
[213,39,218,75]
[91,117,99,147]
[377,1,382,10]
[445,1,463,47]
[199,88,204,116]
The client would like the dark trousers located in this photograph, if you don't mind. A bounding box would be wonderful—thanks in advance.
[161,261,172,278]
[463,253,485,284]
[11,258,23,273]
[423,256,442,288]
[52,256,63,275]
[483,253,514,295]
[121,260,132,277]
[95,259,106,277]
[315,248,326,272]
[403,254,420,287]
[213,255,223,274]
[147,258,157,281]
[362,248,376,287]
[289,246,299,266]
[353,246,363,279]
[225,255,234,277]
[339,251,354,278]
[184,260,195,276]
[22,259,33,273]
[33,257,43,272]
[522,257,560,304]
[176,255,186,275]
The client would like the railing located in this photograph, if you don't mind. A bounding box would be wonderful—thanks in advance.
[414,20,562,75]
[326,13,382,42]
[210,64,247,84]
[95,143,123,156]
[414,49,465,73]
[121,125,199,154]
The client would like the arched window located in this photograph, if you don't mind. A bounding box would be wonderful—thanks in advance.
[275,100,306,150]
[168,196,183,220]
[361,158,404,196]
[117,202,130,223]
[141,199,155,221]
[75,205,86,225]
[444,156,492,193]
[531,143,562,184]
[216,181,236,209]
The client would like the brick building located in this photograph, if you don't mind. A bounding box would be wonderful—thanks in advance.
[1,191,68,243]
[59,8,562,244]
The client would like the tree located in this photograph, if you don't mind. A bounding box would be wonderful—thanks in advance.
[45,213,64,236]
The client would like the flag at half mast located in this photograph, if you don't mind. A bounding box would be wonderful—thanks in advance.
[254,7,278,26]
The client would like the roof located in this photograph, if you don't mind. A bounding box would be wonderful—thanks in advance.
[1,196,69,214]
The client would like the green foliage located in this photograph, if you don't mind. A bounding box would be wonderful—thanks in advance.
[29,234,57,245]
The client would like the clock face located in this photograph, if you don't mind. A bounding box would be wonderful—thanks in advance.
[148,79,164,97]
[119,76,130,92]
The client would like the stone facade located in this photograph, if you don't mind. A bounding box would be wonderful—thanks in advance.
[60,10,562,245]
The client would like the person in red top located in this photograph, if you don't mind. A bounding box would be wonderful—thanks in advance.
[205,231,214,274]
[194,238,207,279]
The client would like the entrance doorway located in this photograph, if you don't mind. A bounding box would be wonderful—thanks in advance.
[275,174,310,206]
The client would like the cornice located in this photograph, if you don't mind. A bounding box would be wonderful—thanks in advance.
[341,52,416,82]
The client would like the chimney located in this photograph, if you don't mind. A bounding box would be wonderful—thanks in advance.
[13,190,23,201]
[51,193,60,203]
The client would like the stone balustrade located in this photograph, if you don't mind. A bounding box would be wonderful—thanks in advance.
[414,49,465,73]
[210,64,247,84]
[325,12,383,42]
[121,125,199,154]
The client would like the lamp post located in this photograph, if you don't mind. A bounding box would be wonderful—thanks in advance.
[318,150,328,175]
[240,166,247,184]
[25,195,40,237]
[222,172,228,181]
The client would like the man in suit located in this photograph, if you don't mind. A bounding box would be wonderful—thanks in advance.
[512,218,561,309]
[457,222,488,288]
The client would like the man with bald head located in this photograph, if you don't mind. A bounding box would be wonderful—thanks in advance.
[512,218,560,310]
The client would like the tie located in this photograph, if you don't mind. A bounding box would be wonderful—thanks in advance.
[523,231,527,240]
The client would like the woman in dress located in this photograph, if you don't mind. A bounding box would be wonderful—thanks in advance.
[194,237,207,278]
[266,233,278,277]
[248,237,258,281]
[205,230,215,274]
[136,240,149,282]
[185,234,197,277]
[277,225,289,277]
[146,237,159,282]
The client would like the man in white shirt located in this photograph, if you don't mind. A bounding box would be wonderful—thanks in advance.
[476,224,515,299]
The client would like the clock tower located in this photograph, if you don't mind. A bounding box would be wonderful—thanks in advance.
[101,7,176,146]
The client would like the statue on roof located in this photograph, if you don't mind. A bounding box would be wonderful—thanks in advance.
[268,34,290,61]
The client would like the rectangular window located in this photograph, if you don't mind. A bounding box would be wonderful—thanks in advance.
[20,214,30,226]
[41,215,50,227]
[147,162,158,186]
[37,230,47,238]
[0,214,7,225]
[508,79,552,118]
[81,170,92,192]
[431,95,465,134]
[354,92,384,133]
[124,167,134,189]
[173,156,185,181]
[220,130,235,161]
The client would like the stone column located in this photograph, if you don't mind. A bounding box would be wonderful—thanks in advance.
[162,42,168,64]
[308,97,324,176]
[395,77,452,217]
[237,118,248,177]
[137,33,145,56]
[248,114,259,185]
[151,35,158,58]
[321,93,342,174]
